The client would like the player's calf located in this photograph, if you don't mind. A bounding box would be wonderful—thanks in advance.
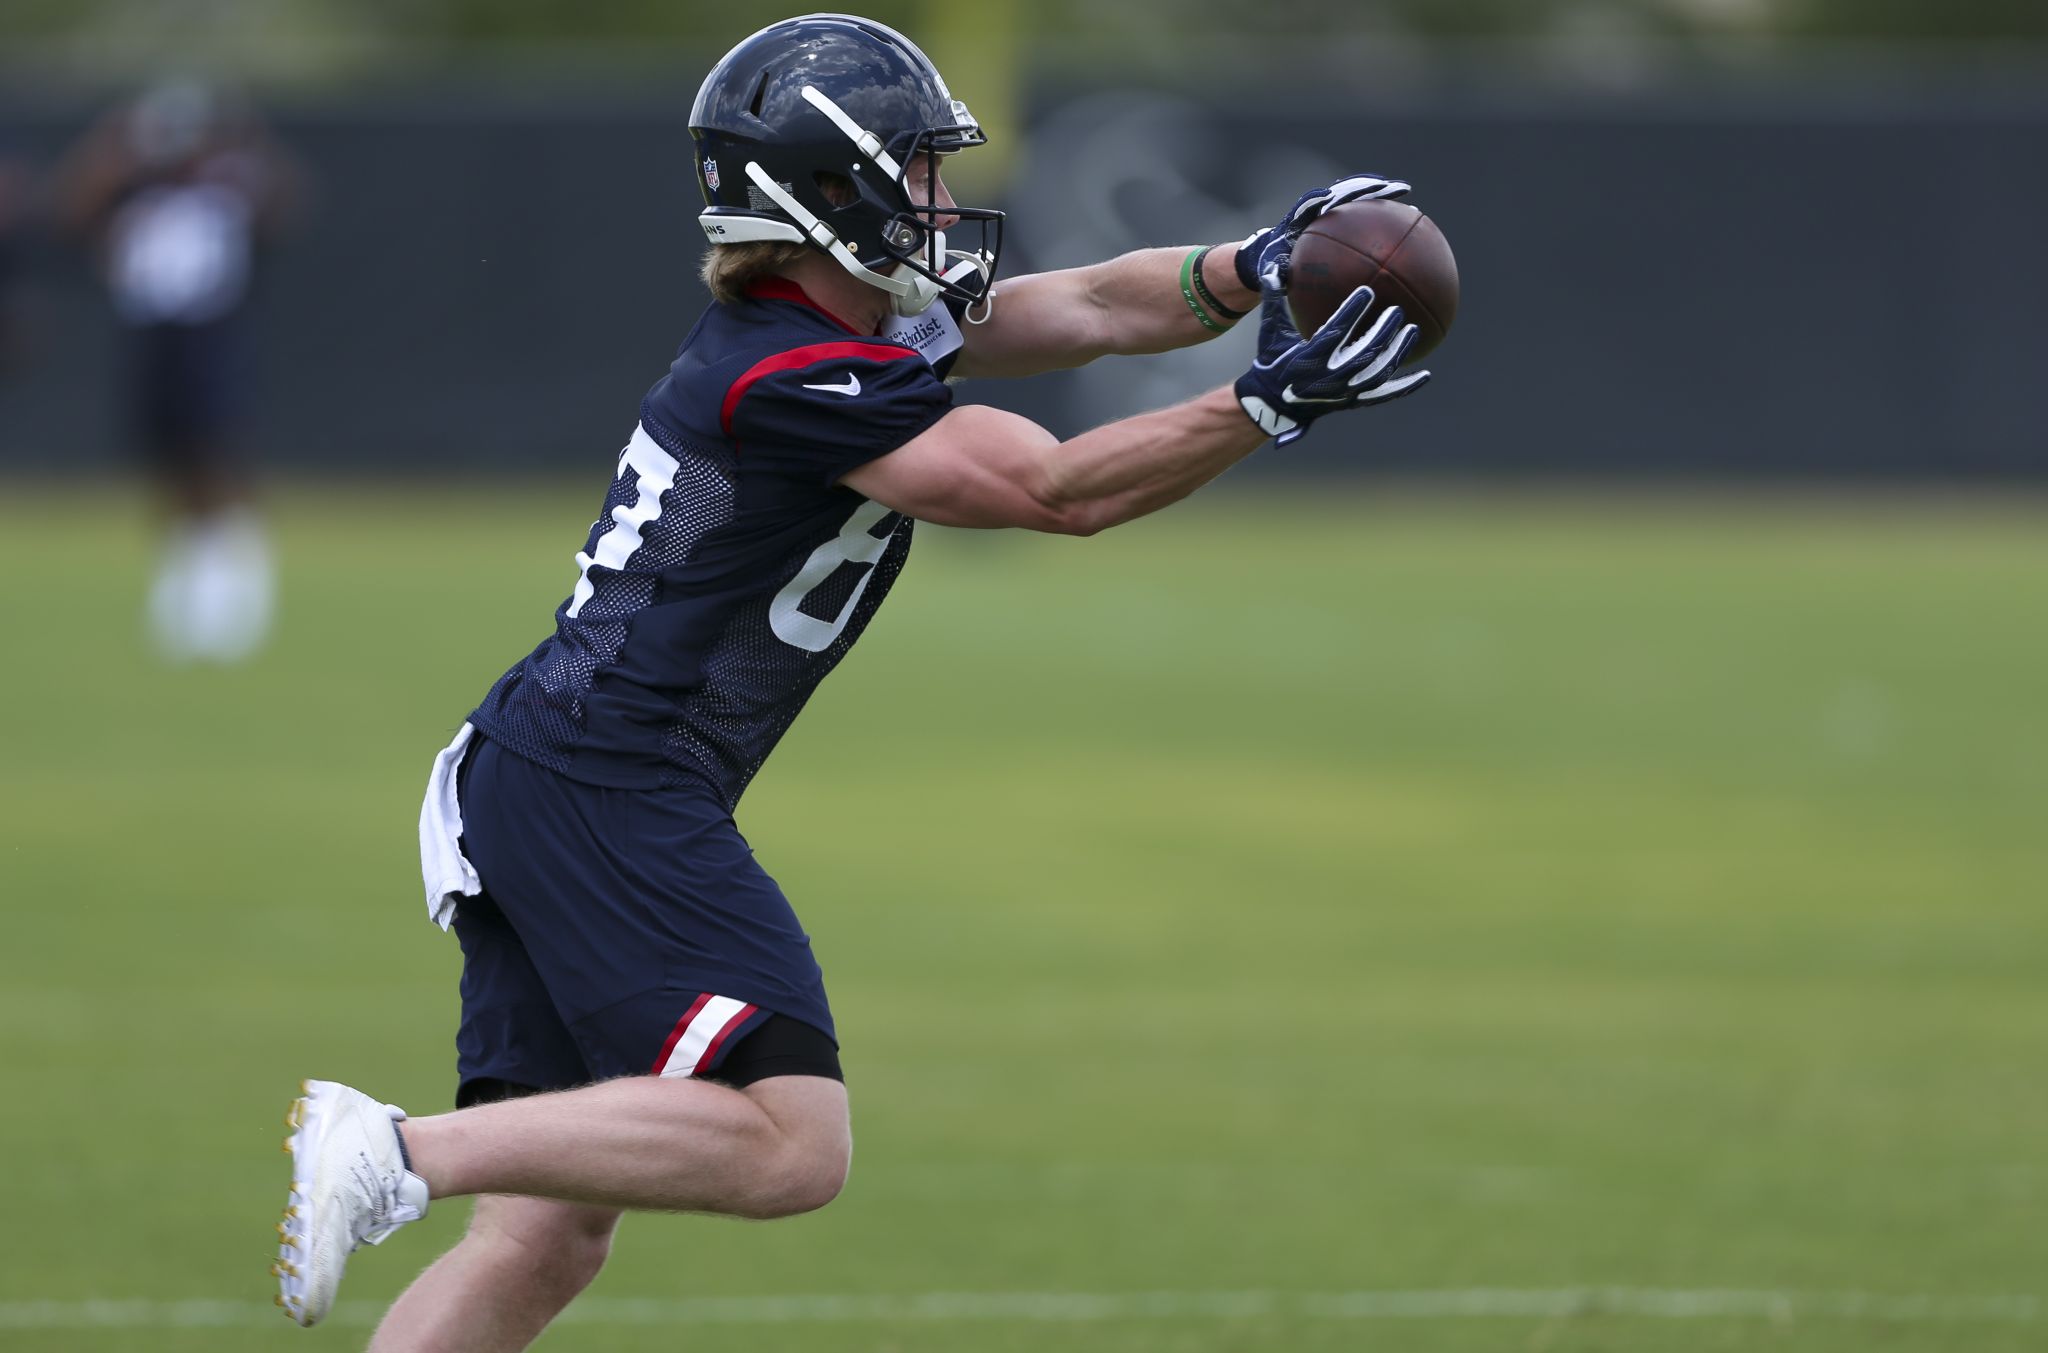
[464,1195,618,1293]
[365,1196,620,1353]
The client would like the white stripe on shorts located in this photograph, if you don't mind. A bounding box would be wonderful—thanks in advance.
[657,995,752,1078]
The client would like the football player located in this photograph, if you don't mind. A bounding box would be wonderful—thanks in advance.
[55,81,303,662]
[274,14,1429,1345]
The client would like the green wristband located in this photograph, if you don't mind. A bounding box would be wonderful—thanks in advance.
[1179,248,1230,334]
[1189,244,1250,321]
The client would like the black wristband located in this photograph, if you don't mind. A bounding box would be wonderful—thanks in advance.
[1190,244,1250,321]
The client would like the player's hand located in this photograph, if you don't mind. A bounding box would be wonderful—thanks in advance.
[1234,173,1413,292]
[1234,282,1429,446]
[1246,258,1304,376]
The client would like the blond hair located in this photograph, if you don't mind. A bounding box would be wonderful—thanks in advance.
[699,241,814,305]
[700,175,858,304]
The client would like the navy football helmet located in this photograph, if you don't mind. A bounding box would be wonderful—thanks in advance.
[690,13,1004,316]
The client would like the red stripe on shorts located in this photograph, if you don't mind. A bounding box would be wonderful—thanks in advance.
[694,1003,761,1076]
[650,992,715,1075]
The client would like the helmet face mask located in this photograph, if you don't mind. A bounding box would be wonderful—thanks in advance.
[865,130,1004,311]
[690,15,1005,316]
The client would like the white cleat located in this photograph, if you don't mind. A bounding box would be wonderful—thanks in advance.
[275,1079,430,1327]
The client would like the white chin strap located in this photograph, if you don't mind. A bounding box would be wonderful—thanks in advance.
[899,249,996,320]
[735,161,989,317]
[930,250,997,321]
[737,160,942,313]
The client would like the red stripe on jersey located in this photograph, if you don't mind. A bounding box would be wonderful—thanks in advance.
[743,278,860,335]
[650,992,715,1075]
[693,1003,761,1076]
[720,341,921,438]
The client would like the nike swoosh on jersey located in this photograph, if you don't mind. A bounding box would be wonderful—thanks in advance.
[801,374,862,397]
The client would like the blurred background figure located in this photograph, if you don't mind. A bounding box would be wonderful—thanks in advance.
[54,80,302,663]
[0,142,26,380]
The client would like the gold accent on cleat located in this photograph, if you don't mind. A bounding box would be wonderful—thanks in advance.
[275,1295,288,1308]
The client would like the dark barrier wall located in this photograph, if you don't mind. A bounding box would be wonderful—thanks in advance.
[1,81,2044,478]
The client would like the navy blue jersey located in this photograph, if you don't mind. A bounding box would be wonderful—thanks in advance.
[469,279,964,804]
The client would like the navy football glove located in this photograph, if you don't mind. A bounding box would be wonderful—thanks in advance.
[1235,280,1429,446]
[1234,173,1413,293]
[1246,257,1305,378]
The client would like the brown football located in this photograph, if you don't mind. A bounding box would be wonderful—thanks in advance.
[1286,200,1458,359]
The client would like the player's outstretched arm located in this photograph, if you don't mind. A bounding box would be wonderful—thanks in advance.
[951,243,1258,380]
[842,390,1262,536]
[951,172,1415,381]
[843,281,1428,535]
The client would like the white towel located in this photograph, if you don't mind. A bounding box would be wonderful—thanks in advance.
[418,722,481,930]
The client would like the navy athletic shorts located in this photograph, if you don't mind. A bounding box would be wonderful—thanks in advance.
[129,317,245,452]
[450,734,839,1106]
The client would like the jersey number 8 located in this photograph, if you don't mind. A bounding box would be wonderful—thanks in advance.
[769,499,894,653]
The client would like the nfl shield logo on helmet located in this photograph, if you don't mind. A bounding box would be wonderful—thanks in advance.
[703,158,720,191]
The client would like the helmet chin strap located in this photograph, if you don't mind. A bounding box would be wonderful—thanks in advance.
[742,161,988,318]
[939,253,997,324]
[883,229,950,316]
[890,246,997,318]
[741,161,941,312]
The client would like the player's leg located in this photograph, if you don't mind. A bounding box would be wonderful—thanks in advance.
[274,881,599,1329]
[367,1047,850,1351]
[368,1193,620,1353]
[139,318,273,662]
[398,1069,852,1217]
[403,734,853,1214]
[281,734,853,1327]
[280,1045,848,1328]
[138,328,206,661]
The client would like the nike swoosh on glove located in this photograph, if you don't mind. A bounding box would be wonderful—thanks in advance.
[1235,281,1430,447]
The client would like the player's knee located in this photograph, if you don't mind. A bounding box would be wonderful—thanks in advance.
[786,1137,852,1215]
[470,1199,618,1293]
[765,1154,848,1219]
[543,1210,616,1287]
[738,1135,850,1220]
[730,1073,851,1219]
[551,1223,615,1292]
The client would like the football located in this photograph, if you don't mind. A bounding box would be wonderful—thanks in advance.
[1286,200,1459,359]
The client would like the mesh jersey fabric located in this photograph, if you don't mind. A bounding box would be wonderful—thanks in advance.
[467,280,960,805]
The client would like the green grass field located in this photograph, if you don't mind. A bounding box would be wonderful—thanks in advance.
[1,483,2043,1352]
